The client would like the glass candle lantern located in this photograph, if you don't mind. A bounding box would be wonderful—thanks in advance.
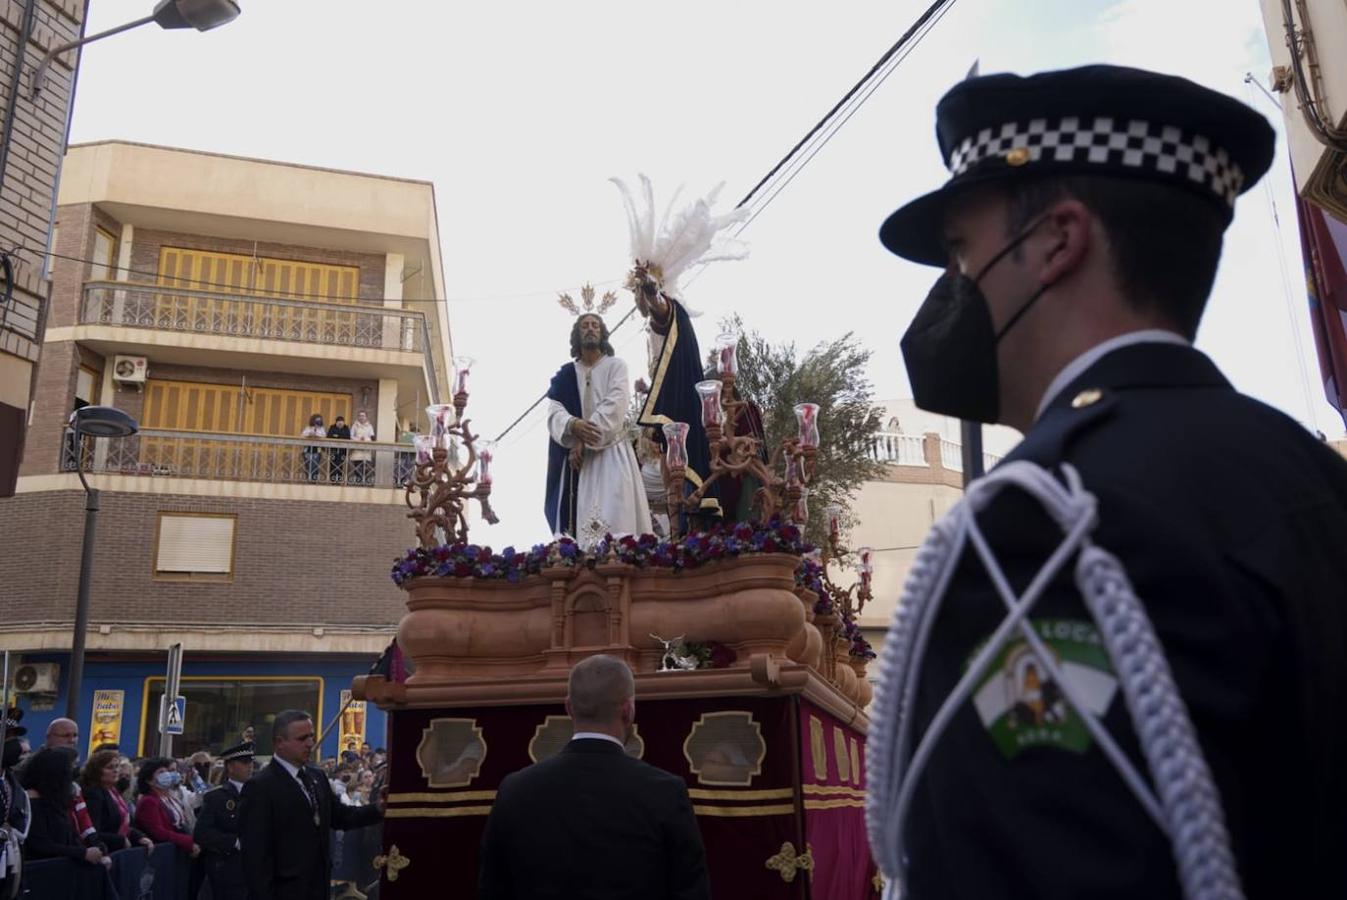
[426,404,456,449]
[694,380,724,427]
[663,422,689,469]
[825,504,843,540]
[857,546,874,582]
[794,402,820,449]
[413,434,435,466]
[453,356,475,396]
[715,332,739,377]
[477,442,494,486]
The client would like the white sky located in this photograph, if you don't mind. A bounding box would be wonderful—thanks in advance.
[67,0,1341,548]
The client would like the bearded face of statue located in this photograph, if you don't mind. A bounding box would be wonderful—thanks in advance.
[570,314,614,359]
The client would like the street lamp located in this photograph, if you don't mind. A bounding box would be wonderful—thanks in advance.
[65,405,138,721]
[32,0,241,98]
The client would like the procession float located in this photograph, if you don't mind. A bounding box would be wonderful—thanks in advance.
[353,317,881,899]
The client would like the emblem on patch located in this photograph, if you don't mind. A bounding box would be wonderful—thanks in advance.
[967,618,1118,759]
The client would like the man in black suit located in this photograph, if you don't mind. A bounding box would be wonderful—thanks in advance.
[869,64,1347,898]
[240,711,382,900]
[479,655,710,900]
[194,740,254,900]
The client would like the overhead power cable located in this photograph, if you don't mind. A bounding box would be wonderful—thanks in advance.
[491,0,961,443]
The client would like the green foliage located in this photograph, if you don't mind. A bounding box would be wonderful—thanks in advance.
[715,315,885,546]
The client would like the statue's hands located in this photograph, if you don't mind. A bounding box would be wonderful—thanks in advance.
[568,445,584,471]
[634,378,649,395]
[570,419,602,447]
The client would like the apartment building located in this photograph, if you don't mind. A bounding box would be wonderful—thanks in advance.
[0,141,451,758]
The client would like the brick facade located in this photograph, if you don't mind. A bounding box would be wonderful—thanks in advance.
[0,0,83,363]
[0,489,409,627]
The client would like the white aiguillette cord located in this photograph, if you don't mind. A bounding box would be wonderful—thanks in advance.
[865,461,1243,900]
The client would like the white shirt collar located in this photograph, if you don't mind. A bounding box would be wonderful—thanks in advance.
[229,779,245,793]
[570,731,625,749]
[1035,329,1189,421]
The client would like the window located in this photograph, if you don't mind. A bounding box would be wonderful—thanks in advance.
[91,228,118,281]
[154,512,236,580]
[75,366,100,408]
[142,676,322,757]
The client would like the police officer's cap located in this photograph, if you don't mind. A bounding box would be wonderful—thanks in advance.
[219,740,254,763]
[879,64,1277,265]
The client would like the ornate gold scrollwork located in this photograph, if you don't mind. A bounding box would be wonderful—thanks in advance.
[765,841,815,883]
[373,844,411,882]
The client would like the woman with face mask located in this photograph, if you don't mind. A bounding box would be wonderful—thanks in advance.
[17,747,106,867]
[300,413,326,482]
[79,749,153,853]
[132,757,201,860]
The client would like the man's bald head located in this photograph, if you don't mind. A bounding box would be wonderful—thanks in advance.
[566,655,635,730]
[46,718,78,748]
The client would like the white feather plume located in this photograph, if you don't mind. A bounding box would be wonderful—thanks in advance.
[609,175,750,306]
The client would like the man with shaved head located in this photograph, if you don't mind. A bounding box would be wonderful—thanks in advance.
[479,655,709,899]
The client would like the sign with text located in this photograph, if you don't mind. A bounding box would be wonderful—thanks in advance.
[88,690,124,755]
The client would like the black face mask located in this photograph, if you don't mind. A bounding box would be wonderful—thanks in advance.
[2,739,22,769]
[115,775,132,793]
[900,218,1055,424]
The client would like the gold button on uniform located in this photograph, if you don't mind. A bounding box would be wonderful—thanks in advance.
[1005,147,1031,166]
[1071,388,1103,409]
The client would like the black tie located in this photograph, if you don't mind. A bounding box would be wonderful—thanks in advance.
[296,767,317,809]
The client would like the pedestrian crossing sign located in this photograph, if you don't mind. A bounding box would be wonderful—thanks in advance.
[161,695,186,736]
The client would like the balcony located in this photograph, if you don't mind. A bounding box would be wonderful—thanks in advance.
[70,281,443,403]
[62,429,419,489]
[868,430,1002,477]
[80,281,431,352]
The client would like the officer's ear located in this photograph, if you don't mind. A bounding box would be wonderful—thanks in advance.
[1034,198,1092,288]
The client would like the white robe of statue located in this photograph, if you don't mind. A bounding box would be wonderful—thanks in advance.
[547,354,652,548]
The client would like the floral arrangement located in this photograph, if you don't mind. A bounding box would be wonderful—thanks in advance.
[794,558,834,616]
[679,640,738,669]
[842,617,876,660]
[390,537,581,586]
[392,519,812,585]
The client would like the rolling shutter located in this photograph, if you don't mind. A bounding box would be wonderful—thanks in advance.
[156,514,236,575]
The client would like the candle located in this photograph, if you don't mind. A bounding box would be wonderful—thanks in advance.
[477,445,493,485]
[663,422,689,469]
[715,332,739,377]
[825,504,843,539]
[694,380,724,427]
[413,434,435,466]
[794,402,820,449]
[857,546,874,582]
[453,356,475,396]
[425,403,456,450]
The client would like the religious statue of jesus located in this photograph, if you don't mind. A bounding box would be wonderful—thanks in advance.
[544,308,652,547]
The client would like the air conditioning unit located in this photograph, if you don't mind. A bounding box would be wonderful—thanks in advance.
[112,355,148,384]
[11,662,59,695]
[1261,0,1347,218]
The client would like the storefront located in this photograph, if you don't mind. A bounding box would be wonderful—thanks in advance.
[13,651,388,761]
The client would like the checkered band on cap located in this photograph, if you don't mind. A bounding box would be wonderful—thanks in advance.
[945,116,1246,207]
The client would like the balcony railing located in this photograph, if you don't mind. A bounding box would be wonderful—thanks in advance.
[61,429,419,489]
[80,280,435,356]
[868,430,1002,475]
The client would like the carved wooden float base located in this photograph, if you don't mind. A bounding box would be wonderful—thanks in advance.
[354,657,870,732]
[394,553,871,706]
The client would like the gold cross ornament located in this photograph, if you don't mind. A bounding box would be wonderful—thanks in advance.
[765,841,815,883]
[373,844,411,882]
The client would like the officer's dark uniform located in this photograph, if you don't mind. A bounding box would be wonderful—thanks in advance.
[194,740,253,900]
[877,66,1347,899]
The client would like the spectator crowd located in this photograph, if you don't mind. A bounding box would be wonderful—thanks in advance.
[0,714,384,900]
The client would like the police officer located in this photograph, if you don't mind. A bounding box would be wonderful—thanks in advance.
[194,740,253,900]
[872,64,1347,898]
